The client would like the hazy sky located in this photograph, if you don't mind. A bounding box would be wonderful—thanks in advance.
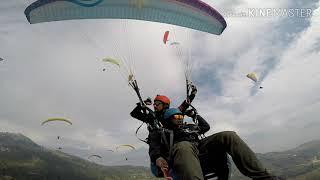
[1,0,320,166]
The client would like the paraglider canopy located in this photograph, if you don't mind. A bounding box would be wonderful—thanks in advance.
[102,58,120,68]
[246,72,258,82]
[116,144,135,161]
[163,31,169,44]
[88,154,102,159]
[24,0,227,35]
[41,118,72,125]
[170,42,180,46]
[246,72,263,89]
[116,144,135,152]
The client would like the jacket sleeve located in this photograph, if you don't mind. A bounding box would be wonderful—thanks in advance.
[178,94,196,113]
[197,115,210,134]
[148,130,163,162]
[130,103,154,124]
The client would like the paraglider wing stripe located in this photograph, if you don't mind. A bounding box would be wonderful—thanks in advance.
[24,0,226,35]
[24,0,60,23]
[176,0,227,29]
[24,0,104,23]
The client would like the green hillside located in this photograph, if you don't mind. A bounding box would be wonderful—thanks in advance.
[1,132,320,180]
[0,132,157,180]
[230,140,320,180]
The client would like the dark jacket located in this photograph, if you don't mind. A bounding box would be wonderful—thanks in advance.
[148,115,210,162]
[130,103,156,124]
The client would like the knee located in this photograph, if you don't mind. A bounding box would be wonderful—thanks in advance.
[174,141,194,148]
[221,131,238,137]
[173,141,198,156]
[215,131,242,143]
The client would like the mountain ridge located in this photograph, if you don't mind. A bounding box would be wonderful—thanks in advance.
[1,132,320,179]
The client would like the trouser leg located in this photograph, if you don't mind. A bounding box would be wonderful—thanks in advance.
[199,147,230,180]
[199,131,273,179]
[172,141,204,180]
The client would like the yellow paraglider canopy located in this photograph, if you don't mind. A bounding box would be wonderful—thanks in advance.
[116,144,136,152]
[246,72,263,89]
[102,58,120,68]
[116,144,136,161]
[41,118,72,126]
[246,72,258,82]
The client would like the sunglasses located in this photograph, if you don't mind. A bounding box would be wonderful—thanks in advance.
[153,101,163,106]
[171,114,184,120]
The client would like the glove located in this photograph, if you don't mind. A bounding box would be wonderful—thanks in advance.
[144,97,152,105]
[190,84,197,95]
[185,109,196,118]
[186,84,197,103]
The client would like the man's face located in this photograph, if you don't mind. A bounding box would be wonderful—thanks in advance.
[170,114,184,127]
[153,100,164,112]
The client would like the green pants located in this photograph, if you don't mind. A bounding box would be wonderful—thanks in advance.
[172,141,204,180]
[171,131,273,180]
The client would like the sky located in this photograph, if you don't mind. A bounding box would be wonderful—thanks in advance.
[0,0,320,167]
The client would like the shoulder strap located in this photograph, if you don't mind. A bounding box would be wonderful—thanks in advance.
[161,129,174,161]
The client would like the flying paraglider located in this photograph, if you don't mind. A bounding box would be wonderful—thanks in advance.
[41,118,72,126]
[247,72,258,82]
[24,0,227,109]
[102,58,120,68]
[116,144,135,152]
[246,72,263,89]
[170,42,180,46]
[102,58,121,72]
[88,154,102,159]
[116,144,135,161]
[24,0,227,35]
[163,31,169,44]
[163,31,180,46]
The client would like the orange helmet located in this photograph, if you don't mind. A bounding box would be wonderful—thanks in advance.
[154,95,170,105]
